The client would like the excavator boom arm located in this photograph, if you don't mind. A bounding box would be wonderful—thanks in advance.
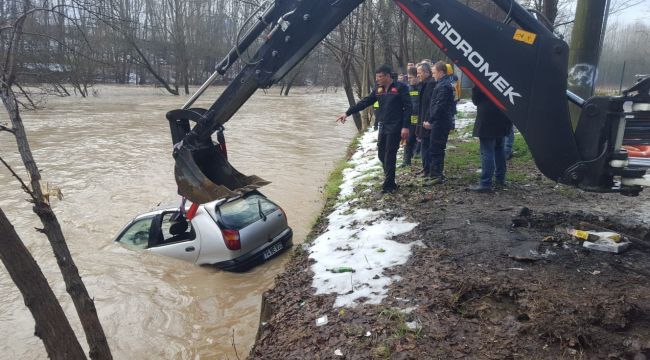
[167,0,650,204]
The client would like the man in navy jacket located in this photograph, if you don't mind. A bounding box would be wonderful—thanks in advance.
[337,64,412,193]
[423,61,456,183]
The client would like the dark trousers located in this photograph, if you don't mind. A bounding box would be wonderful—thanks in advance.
[377,127,401,190]
[479,137,506,187]
[427,122,451,178]
[403,124,417,165]
[504,125,515,158]
[420,129,431,174]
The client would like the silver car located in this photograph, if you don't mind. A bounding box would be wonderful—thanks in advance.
[114,191,292,271]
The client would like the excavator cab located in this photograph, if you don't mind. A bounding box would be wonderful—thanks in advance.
[167,0,650,204]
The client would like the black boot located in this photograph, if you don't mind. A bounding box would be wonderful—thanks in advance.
[401,151,412,167]
[413,142,421,158]
[428,163,445,184]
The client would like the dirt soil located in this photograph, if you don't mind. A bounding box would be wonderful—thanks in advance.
[249,156,650,359]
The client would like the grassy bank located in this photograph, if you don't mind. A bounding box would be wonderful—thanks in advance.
[323,134,361,203]
[405,125,535,187]
[303,132,363,245]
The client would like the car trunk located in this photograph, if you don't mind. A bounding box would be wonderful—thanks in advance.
[239,208,287,253]
[214,193,288,255]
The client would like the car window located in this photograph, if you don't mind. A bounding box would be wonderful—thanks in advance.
[117,217,153,249]
[259,197,279,216]
[156,212,196,246]
[218,194,277,229]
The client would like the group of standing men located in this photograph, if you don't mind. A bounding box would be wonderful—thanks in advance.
[337,58,514,194]
[336,60,457,194]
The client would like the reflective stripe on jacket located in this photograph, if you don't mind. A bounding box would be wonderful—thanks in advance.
[409,85,420,125]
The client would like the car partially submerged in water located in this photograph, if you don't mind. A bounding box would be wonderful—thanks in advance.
[114,191,292,271]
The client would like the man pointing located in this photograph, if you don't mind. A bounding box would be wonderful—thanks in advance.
[337,64,412,193]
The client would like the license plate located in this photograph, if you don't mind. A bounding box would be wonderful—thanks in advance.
[263,242,283,260]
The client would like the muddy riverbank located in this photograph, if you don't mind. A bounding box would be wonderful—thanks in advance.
[250,129,650,359]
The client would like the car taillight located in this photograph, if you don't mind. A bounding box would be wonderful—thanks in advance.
[221,229,240,250]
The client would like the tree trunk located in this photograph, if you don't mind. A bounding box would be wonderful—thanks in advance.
[130,39,179,95]
[369,11,376,78]
[282,62,305,96]
[183,62,190,95]
[397,11,409,72]
[568,0,607,99]
[283,79,295,96]
[0,208,87,360]
[341,64,362,132]
[378,0,392,65]
[0,87,113,360]
[567,0,607,124]
[543,0,559,25]
[72,82,88,98]
[360,4,372,130]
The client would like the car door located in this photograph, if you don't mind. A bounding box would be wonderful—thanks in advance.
[147,211,201,263]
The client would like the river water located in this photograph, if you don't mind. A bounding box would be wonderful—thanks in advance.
[0,85,356,359]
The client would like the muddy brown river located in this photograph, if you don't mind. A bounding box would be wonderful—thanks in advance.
[0,85,356,359]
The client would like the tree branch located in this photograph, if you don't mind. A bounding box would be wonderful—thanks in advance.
[0,124,14,134]
[14,83,38,110]
[0,154,36,201]
[609,0,646,15]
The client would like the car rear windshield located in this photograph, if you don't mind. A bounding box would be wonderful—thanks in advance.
[217,194,279,229]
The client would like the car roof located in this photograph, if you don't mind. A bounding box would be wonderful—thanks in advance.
[133,191,269,220]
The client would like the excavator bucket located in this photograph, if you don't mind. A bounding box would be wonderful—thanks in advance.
[168,109,270,204]
[174,145,269,204]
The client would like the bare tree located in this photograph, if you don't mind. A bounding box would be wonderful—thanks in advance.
[77,0,181,94]
[609,0,647,15]
[325,9,364,131]
[0,192,86,360]
[599,21,650,89]
[0,3,112,359]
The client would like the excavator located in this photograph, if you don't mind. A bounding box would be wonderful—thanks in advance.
[166,0,650,205]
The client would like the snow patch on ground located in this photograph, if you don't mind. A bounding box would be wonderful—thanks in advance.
[310,130,420,308]
[338,132,382,198]
[456,100,477,114]
[455,117,475,131]
[454,99,477,139]
[455,100,477,131]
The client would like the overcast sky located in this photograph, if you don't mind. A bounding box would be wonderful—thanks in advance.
[608,0,650,25]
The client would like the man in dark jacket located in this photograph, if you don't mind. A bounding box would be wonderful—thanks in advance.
[469,86,513,192]
[416,62,435,176]
[337,64,412,193]
[424,61,455,183]
[402,66,420,167]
